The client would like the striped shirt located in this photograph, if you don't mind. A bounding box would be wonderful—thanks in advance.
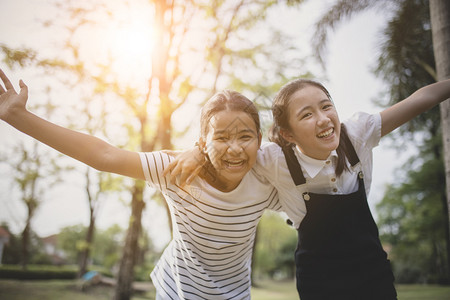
[139,152,281,300]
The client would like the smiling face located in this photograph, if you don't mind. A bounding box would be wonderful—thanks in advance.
[202,110,261,192]
[281,85,341,160]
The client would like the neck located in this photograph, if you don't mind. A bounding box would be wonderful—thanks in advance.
[199,164,239,192]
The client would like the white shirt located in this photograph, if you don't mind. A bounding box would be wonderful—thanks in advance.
[254,112,382,229]
[139,151,281,300]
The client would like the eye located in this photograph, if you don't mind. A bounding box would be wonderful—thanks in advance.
[322,103,334,110]
[240,134,254,141]
[300,112,312,120]
[215,136,228,141]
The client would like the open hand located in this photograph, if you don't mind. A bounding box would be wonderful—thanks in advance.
[0,69,28,122]
[163,146,205,186]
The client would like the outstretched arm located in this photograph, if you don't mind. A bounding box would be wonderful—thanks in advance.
[380,79,450,137]
[0,69,144,180]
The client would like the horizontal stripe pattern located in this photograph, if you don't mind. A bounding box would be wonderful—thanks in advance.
[140,152,281,299]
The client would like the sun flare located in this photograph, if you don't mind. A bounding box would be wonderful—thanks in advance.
[102,4,156,83]
[113,21,155,60]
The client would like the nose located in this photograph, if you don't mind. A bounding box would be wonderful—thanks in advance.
[317,111,330,126]
[227,139,243,155]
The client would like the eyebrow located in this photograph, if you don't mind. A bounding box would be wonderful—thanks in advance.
[213,128,257,135]
[295,99,332,118]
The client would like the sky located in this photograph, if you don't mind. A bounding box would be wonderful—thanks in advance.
[0,0,412,251]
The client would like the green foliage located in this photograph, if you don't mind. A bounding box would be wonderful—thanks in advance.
[1,227,53,265]
[0,264,78,280]
[375,0,437,138]
[253,211,297,279]
[0,44,37,68]
[377,134,448,283]
[57,225,86,263]
[57,224,125,269]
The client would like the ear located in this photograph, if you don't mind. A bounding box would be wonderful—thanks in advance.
[198,138,207,153]
[280,128,296,144]
[257,132,262,148]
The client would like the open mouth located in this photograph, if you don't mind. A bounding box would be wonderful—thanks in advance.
[317,128,334,138]
[224,159,245,168]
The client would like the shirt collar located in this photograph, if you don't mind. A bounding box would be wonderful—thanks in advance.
[294,146,338,178]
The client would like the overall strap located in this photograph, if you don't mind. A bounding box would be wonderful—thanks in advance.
[342,124,360,167]
[281,146,306,186]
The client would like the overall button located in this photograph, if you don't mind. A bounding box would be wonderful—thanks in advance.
[303,193,310,201]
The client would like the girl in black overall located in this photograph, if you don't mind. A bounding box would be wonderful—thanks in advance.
[282,133,395,299]
[269,78,450,299]
[162,78,450,299]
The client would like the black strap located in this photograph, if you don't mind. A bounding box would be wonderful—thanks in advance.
[343,125,360,167]
[282,146,306,186]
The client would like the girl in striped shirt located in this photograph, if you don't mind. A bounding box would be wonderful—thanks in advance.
[0,69,282,300]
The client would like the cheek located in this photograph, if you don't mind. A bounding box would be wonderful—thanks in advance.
[246,141,260,161]
[205,141,225,162]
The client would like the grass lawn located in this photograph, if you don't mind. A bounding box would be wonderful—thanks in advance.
[0,279,156,300]
[251,280,450,300]
[1,279,450,299]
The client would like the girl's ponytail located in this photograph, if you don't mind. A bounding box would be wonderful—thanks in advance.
[269,107,294,148]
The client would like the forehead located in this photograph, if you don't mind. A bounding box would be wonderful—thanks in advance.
[289,85,329,106]
[208,110,257,134]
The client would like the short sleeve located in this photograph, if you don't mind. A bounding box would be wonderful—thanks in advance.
[139,151,172,192]
[344,112,381,150]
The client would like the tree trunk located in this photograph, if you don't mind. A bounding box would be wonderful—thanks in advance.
[78,212,95,278]
[430,0,450,282]
[78,169,96,278]
[20,221,30,270]
[113,182,146,300]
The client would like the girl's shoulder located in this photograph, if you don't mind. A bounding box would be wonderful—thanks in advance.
[254,142,284,171]
[343,112,382,149]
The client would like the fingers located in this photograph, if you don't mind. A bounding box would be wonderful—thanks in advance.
[163,160,185,185]
[0,69,14,91]
[19,80,28,98]
[178,172,189,187]
[185,166,202,185]
[162,160,176,177]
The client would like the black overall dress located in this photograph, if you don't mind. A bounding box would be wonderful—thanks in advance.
[282,139,397,300]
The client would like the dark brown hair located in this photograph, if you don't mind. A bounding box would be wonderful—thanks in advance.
[199,90,261,181]
[200,90,261,139]
[269,79,351,176]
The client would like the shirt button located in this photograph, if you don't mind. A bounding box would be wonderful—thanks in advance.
[333,188,338,193]
[331,178,336,182]
[326,161,331,165]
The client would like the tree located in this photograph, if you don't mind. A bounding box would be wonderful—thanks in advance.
[253,211,297,280]
[1,127,62,269]
[376,134,447,283]
[430,0,450,282]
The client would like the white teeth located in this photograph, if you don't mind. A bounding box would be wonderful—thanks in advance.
[317,128,333,138]
[225,160,244,167]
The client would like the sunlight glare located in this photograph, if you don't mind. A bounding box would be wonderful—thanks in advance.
[106,8,155,84]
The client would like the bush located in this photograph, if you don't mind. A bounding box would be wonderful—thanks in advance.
[0,264,78,280]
